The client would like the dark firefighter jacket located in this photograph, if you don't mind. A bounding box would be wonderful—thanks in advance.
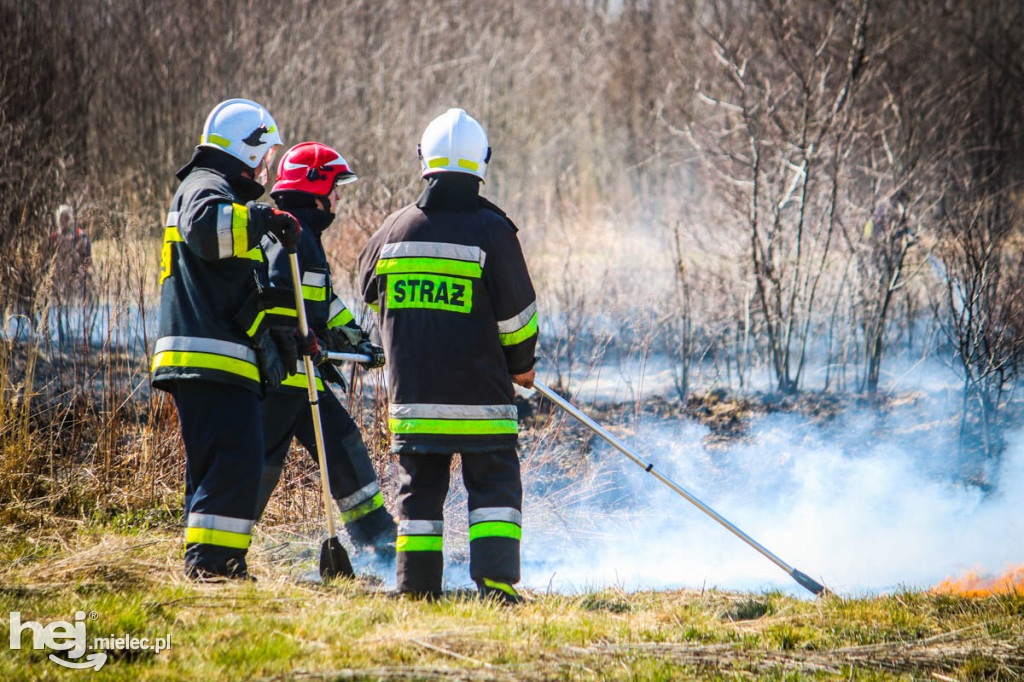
[357,174,538,454]
[151,149,278,395]
[261,202,366,393]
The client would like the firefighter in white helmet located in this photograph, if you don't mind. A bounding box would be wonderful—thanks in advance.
[152,98,304,580]
[358,108,539,603]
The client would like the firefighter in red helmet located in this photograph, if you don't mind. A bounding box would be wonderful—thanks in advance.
[256,142,396,557]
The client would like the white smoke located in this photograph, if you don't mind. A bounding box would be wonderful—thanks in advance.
[517,393,1024,597]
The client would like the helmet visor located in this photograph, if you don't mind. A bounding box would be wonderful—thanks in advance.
[256,145,280,186]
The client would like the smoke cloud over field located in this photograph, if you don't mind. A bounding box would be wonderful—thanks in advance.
[516,398,1024,596]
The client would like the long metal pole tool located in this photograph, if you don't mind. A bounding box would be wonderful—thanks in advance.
[288,254,354,580]
[532,380,828,597]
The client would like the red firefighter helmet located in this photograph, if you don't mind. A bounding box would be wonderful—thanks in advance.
[270,142,357,198]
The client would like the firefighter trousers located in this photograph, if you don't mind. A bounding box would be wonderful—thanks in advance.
[174,380,262,578]
[396,449,522,594]
[257,387,395,549]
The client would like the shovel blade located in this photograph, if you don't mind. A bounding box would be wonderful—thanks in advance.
[319,536,355,580]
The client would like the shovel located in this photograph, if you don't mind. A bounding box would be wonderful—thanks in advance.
[287,253,355,580]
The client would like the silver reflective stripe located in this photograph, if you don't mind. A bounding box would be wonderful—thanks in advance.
[166,211,179,227]
[216,204,234,258]
[336,481,380,511]
[328,299,346,318]
[389,403,518,420]
[154,335,257,363]
[398,520,444,535]
[302,271,328,287]
[497,301,538,334]
[468,507,522,526]
[187,513,254,534]
[381,241,486,267]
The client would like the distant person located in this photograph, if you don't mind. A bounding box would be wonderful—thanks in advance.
[151,98,302,580]
[357,109,539,603]
[51,204,92,290]
[255,141,395,557]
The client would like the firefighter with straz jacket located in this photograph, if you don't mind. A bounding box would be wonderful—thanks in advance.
[152,98,302,580]
[358,108,539,603]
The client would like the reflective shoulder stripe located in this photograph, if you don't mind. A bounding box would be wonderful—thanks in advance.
[398,520,444,535]
[497,302,537,335]
[301,284,328,302]
[389,403,518,421]
[302,271,328,287]
[215,203,251,259]
[468,507,522,526]
[327,299,355,328]
[166,211,180,227]
[154,336,256,363]
[337,481,380,511]
[376,256,482,278]
[380,241,486,267]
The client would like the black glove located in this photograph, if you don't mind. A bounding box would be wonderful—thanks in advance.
[354,339,386,369]
[317,360,347,390]
[253,328,285,392]
[270,328,297,372]
[295,330,325,366]
[249,202,301,253]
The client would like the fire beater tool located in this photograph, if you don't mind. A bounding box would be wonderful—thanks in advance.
[287,253,355,581]
[323,352,828,597]
[532,380,829,597]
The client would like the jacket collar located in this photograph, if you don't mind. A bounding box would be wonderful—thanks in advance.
[176,148,265,202]
[416,173,481,211]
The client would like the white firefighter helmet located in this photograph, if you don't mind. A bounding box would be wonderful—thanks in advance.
[418,108,491,181]
[199,98,283,170]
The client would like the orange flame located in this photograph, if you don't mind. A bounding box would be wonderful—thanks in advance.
[931,564,1024,597]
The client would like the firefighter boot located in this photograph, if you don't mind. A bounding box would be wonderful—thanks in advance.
[475,577,524,605]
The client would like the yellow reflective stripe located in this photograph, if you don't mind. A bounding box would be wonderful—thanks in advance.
[499,311,538,346]
[469,521,522,541]
[327,308,355,328]
[185,527,251,549]
[427,157,450,168]
[301,285,328,302]
[265,306,296,318]
[231,203,249,257]
[481,578,518,598]
[457,158,479,171]
[376,257,482,278]
[339,492,385,523]
[281,373,325,391]
[245,310,265,338]
[206,133,231,148]
[396,536,443,552]
[152,350,259,382]
[242,246,265,262]
[368,302,380,313]
[160,227,184,285]
[389,418,518,435]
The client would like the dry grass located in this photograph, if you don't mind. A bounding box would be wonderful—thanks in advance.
[1,524,1022,680]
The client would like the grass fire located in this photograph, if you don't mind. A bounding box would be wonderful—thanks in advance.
[3,1,1024,679]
